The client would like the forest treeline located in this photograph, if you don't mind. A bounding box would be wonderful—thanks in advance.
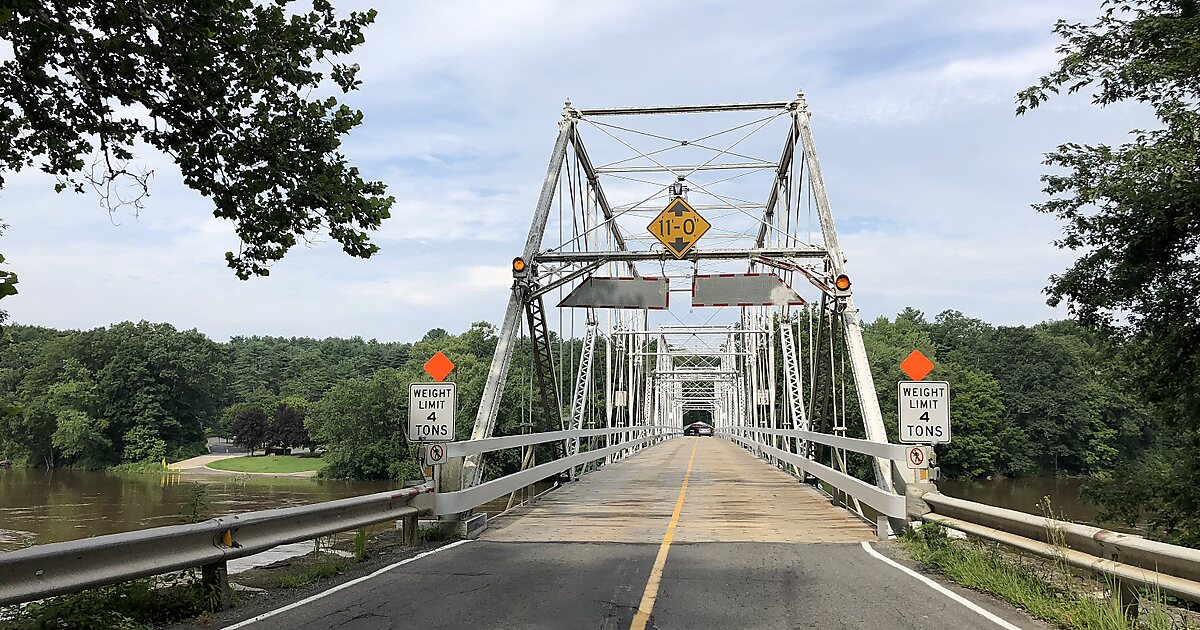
[0,310,1152,484]
[0,321,570,481]
[862,309,1149,480]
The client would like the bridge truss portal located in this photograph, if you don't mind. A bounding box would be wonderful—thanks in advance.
[448,95,915,524]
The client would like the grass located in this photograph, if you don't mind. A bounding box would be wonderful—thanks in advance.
[0,571,223,630]
[110,459,170,474]
[275,554,354,589]
[900,524,1193,630]
[207,454,323,474]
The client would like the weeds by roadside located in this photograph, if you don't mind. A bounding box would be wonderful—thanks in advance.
[0,570,223,630]
[900,523,1194,630]
[274,555,355,589]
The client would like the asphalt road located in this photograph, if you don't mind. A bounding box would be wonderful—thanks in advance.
[218,440,1047,629]
[221,540,1046,630]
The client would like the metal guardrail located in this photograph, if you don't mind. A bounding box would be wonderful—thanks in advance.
[436,425,677,515]
[719,427,906,520]
[0,486,432,608]
[920,492,1200,603]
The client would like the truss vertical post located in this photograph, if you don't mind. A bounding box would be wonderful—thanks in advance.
[794,93,911,496]
[458,116,574,490]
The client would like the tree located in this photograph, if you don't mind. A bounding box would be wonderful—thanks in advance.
[269,397,311,452]
[47,359,109,467]
[230,407,269,455]
[0,1,393,279]
[308,368,414,481]
[121,424,166,462]
[1018,0,1200,545]
[0,222,15,326]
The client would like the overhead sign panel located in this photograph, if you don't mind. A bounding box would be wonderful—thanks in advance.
[898,380,950,444]
[408,382,456,442]
[691,273,804,307]
[558,277,670,310]
[648,197,710,258]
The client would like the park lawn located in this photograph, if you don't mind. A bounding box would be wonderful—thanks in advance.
[207,455,323,474]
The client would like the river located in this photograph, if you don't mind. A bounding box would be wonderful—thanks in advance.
[0,467,395,552]
[938,476,1112,526]
[0,467,1124,553]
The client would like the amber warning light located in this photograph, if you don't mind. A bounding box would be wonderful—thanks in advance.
[834,274,851,291]
[512,257,527,275]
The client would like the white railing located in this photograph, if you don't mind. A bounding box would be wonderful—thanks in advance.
[718,426,908,526]
[436,424,678,515]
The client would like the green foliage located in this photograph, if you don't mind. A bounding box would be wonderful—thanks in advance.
[1018,0,1200,546]
[229,407,270,454]
[120,425,166,463]
[275,555,353,589]
[0,571,221,630]
[206,455,323,474]
[0,222,15,327]
[901,524,1184,630]
[0,1,393,280]
[862,309,1146,480]
[354,527,367,561]
[180,482,210,524]
[309,368,410,481]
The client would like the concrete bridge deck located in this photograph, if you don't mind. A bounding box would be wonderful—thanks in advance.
[223,437,1048,630]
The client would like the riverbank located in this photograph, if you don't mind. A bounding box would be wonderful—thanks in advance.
[1,525,459,630]
[206,455,323,476]
[0,466,396,551]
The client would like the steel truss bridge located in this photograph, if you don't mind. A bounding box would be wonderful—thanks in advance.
[5,98,1200,629]
[446,94,915,526]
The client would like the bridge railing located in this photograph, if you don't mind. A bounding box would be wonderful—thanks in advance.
[920,492,1200,603]
[437,424,678,516]
[0,485,433,608]
[717,426,908,533]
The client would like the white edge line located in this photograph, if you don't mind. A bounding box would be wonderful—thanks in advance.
[221,539,474,629]
[859,541,1026,630]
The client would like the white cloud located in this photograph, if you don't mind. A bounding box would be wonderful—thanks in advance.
[0,0,1158,341]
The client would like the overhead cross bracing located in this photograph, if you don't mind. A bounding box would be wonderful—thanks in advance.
[450,94,915,529]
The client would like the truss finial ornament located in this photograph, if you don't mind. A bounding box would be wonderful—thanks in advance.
[794,89,808,111]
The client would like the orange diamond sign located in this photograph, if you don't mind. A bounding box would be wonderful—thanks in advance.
[900,350,934,381]
[648,197,710,258]
[424,351,455,382]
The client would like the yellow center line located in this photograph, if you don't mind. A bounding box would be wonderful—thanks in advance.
[630,439,699,630]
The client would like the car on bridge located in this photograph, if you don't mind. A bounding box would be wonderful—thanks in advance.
[683,422,714,437]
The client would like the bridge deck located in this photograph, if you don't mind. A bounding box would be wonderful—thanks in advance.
[222,436,1046,629]
[485,436,874,543]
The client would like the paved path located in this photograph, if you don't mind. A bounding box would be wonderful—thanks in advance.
[172,453,241,471]
[219,438,1048,630]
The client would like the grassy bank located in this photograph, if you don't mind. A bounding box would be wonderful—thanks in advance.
[900,524,1194,630]
[207,455,322,474]
[0,571,223,630]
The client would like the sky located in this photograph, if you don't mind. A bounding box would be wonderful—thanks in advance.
[0,1,1156,342]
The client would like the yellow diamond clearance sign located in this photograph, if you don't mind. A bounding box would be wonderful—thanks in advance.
[648,197,710,258]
